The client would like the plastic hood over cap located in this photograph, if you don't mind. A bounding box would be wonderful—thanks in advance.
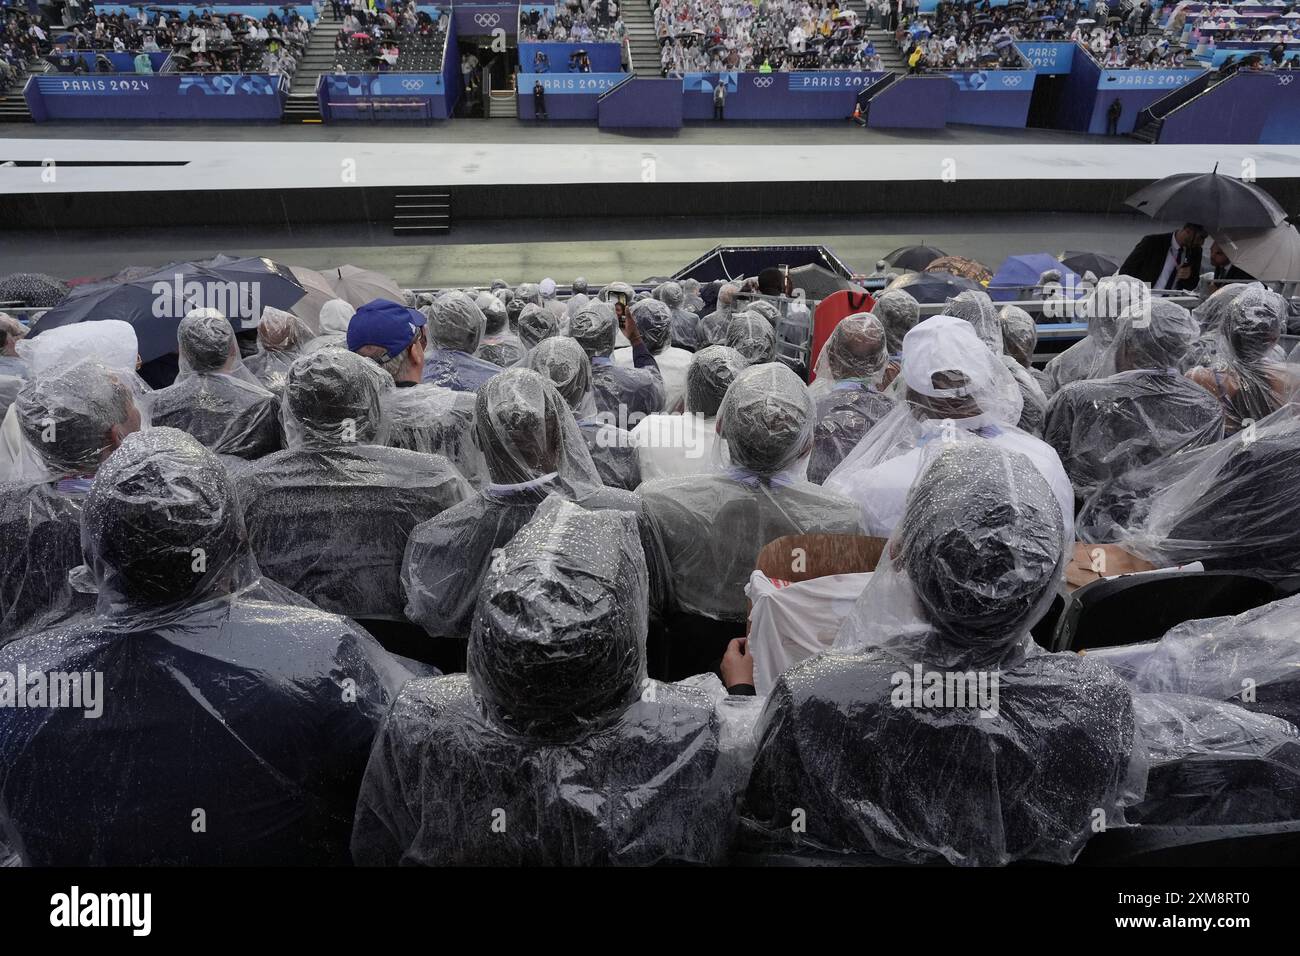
[943,289,1001,353]
[470,496,647,739]
[82,428,252,615]
[569,300,618,358]
[177,308,242,377]
[319,298,357,336]
[518,303,560,349]
[656,281,685,308]
[19,319,139,376]
[1101,299,1200,373]
[872,288,920,355]
[1191,280,1251,332]
[426,290,486,353]
[836,440,1066,670]
[686,345,746,417]
[725,312,778,365]
[474,367,603,486]
[256,306,314,352]
[282,349,387,450]
[523,336,599,420]
[810,313,888,396]
[898,314,1023,422]
[630,298,672,353]
[1043,275,1147,390]
[515,283,541,306]
[15,360,147,477]
[1000,305,1037,368]
[716,362,815,477]
[475,291,508,335]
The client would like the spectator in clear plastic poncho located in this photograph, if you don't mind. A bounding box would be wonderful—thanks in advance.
[655,279,700,350]
[1044,300,1225,498]
[304,297,356,354]
[420,290,502,393]
[725,311,779,366]
[0,428,415,865]
[615,298,691,412]
[699,282,741,347]
[236,349,469,625]
[999,303,1052,394]
[872,287,920,388]
[1041,274,1147,396]
[473,290,526,368]
[1184,282,1296,434]
[742,441,1137,866]
[354,497,757,866]
[640,363,861,648]
[0,360,146,643]
[244,305,316,395]
[150,308,281,459]
[825,315,1074,541]
[569,298,665,425]
[525,335,640,491]
[943,289,1049,437]
[682,277,706,315]
[1077,399,1300,581]
[349,298,484,485]
[517,302,560,350]
[629,345,745,485]
[401,367,671,646]
[0,313,27,419]
[806,313,895,485]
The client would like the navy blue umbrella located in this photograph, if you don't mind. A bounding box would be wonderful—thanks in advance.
[882,270,983,304]
[883,244,947,272]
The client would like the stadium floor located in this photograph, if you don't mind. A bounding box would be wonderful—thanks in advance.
[0,211,1157,287]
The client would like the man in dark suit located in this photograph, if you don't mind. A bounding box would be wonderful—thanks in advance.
[1119,222,1207,291]
[1207,240,1255,289]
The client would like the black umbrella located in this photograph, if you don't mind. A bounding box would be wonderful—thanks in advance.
[883,244,948,272]
[1125,168,1289,232]
[0,273,70,309]
[882,270,983,304]
[787,264,866,300]
[1060,250,1121,278]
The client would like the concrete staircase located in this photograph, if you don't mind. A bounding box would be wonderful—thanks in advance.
[0,57,48,123]
[283,8,341,122]
[625,1,660,75]
[865,28,909,72]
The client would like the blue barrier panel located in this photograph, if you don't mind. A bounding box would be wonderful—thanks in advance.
[1015,41,1075,74]
[320,72,450,121]
[597,76,682,128]
[944,69,1033,127]
[1090,68,1204,133]
[866,75,950,128]
[518,71,624,118]
[26,72,285,121]
[46,51,169,73]
[454,3,518,35]
[682,70,885,120]
[1159,71,1300,144]
[1055,41,1101,131]
[519,41,621,73]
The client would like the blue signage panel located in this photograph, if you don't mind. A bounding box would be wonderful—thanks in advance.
[787,70,886,92]
[521,71,625,94]
[325,73,445,97]
[946,70,1032,92]
[1097,69,1203,89]
[1015,42,1075,74]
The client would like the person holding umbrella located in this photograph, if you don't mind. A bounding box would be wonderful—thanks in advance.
[1119,222,1206,291]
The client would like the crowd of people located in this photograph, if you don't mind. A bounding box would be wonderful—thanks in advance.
[332,1,447,72]
[655,0,882,75]
[519,0,626,43]
[1,254,1299,867]
[1,2,46,89]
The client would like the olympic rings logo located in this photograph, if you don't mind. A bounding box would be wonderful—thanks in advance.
[752,75,773,87]
[474,12,501,27]
[402,79,425,90]
[1002,74,1023,86]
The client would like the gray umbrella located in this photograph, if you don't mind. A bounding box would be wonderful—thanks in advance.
[1125,169,1289,232]
[788,263,865,300]
[1215,223,1300,281]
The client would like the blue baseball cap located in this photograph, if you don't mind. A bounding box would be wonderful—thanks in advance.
[347,299,427,360]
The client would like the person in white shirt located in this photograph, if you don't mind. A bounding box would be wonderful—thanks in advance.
[825,315,1074,541]
[630,344,743,483]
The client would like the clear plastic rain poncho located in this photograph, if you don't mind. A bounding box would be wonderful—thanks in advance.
[616,298,690,413]
[518,302,560,350]
[0,428,415,865]
[1044,301,1225,496]
[1121,693,1300,827]
[570,299,665,423]
[304,298,356,354]
[354,496,751,866]
[0,314,26,420]
[725,311,779,365]
[402,368,670,641]
[698,283,740,347]
[1077,401,1300,580]
[380,381,485,486]
[1184,282,1295,433]
[244,306,316,394]
[234,350,471,622]
[473,291,525,368]
[1041,275,1147,394]
[420,290,500,393]
[807,313,895,485]
[150,309,282,459]
[525,336,640,491]
[825,315,1074,541]
[0,360,148,642]
[944,290,1048,436]
[873,287,921,359]
[999,304,1053,394]
[741,441,1137,865]
[655,280,700,350]
[639,363,862,622]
